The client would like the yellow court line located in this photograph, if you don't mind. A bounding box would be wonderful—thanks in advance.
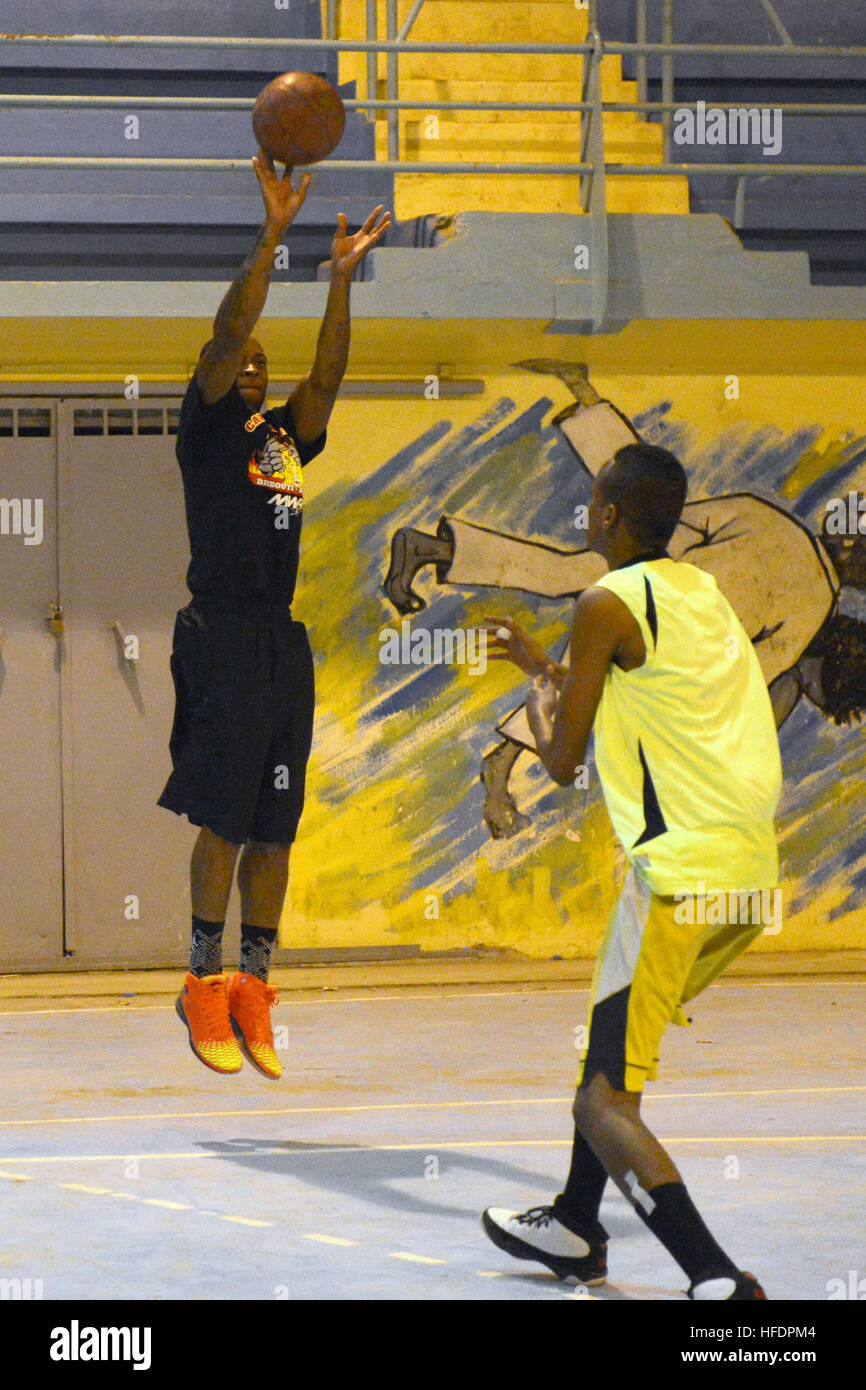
[3,1135,864,1165]
[220,1215,273,1227]
[1,1082,862,1130]
[389,1252,446,1265]
[26,1174,274,1227]
[57,1183,114,1194]
[1,976,862,1018]
[56,1182,187,1213]
[303,1233,359,1247]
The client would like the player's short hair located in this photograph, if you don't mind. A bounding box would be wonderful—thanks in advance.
[599,442,688,547]
[802,611,866,724]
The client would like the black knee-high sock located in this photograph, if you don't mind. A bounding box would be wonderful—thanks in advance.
[552,1126,609,1238]
[190,916,224,978]
[239,924,277,982]
[631,1180,738,1285]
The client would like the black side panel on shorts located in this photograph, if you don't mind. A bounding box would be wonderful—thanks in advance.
[581,985,631,1091]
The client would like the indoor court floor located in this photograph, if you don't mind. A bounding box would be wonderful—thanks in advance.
[1,966,863,1302]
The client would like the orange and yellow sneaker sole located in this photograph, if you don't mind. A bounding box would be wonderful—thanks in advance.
[175,975,243,1075]
[227,973,283,1080]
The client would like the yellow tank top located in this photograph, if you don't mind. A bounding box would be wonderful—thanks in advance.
[593,557,782,894]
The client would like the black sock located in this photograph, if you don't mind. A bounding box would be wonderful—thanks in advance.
[635,1180,738,1285]
[190,916,224,978]
[551,1126,609,1240]
[239,924,278,982]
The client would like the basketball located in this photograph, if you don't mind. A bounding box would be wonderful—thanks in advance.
[252,71,346,166]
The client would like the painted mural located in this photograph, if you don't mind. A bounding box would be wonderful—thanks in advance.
[282,365,866,957]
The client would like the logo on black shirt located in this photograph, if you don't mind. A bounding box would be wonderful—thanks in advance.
[247,422,304,515]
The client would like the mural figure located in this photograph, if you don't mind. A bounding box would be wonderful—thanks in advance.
[383,363,866,838]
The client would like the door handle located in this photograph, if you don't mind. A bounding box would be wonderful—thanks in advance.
[46,602,64,637]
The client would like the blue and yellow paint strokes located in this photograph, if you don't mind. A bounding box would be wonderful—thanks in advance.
[284,376,866,956]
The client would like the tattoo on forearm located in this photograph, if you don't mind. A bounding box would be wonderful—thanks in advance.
[312,278,351,390]
[213,223,278,339]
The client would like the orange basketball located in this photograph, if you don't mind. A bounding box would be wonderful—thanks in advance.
[252,71,346,166]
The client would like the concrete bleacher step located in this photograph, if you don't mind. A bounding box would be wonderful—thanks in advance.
[396,73,645,118]
[399,52,601,84]
[379,117,664,161]
[333,0,589,43]
[596,0,866,282]
[0,61,398,271]
[0,105,373,161]
[333,0,687,219]
[388,171,687,216]
[0,227,336,282]
[0,0,334,76]
[374,57,640,95]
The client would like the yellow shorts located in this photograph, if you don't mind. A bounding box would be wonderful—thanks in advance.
[577,866,764,1093]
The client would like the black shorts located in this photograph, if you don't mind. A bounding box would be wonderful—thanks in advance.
[157,601,314,847]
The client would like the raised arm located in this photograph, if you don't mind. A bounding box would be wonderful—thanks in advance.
[527,588,637,785]
[289,205,390,443]
[196,151,311,406]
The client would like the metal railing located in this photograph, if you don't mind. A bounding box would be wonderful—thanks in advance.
[2,5,865,328]
[3,24,863,181]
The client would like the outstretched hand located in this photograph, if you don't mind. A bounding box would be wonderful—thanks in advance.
[483,616,552,679]
[331,205,392,275]
[253,149,312,228]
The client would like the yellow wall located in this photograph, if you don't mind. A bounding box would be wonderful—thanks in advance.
[4,314,864,959]
[278,338,866,957]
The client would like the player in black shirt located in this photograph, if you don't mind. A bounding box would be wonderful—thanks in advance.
[161,150,389,1077]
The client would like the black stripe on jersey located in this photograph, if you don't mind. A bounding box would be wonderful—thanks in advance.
[633,740,668,845]
[644,575,658,648]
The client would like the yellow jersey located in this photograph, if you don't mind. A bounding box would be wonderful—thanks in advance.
[592,556,782,895]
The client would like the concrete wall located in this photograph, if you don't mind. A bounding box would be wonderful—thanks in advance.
[277,335,866,957]
[1,317,864,962]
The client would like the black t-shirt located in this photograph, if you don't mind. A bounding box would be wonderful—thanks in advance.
[175,375,327,606]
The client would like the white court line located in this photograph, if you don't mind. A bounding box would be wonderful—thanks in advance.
[0,988,588,1017]
[0,976,863,1018]
[0,1083,862,1130]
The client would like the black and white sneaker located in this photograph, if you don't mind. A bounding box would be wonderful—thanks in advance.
[689,1271,768,1301]
[482,1205,607,1284]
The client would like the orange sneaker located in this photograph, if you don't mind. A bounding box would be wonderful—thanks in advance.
[227,973,282,1079]
[175,972,243,1074]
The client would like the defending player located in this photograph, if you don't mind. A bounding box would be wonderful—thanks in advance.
[159,151,389,1077]
[481,441,780,1300]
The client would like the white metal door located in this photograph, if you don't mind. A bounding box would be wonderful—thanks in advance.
[57,398,196,966]
[0,400,65,967]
